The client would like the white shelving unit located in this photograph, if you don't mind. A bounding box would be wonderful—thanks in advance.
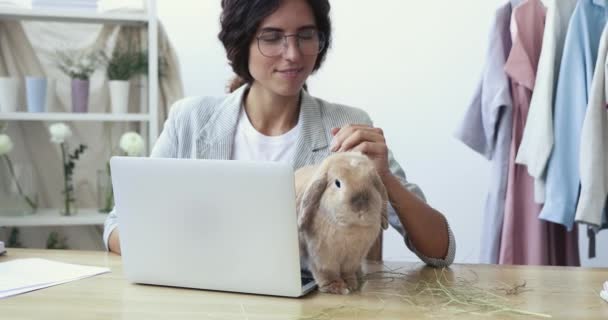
[0,209,107,227]
[0,7,148,25]
[0,0,159,227]
[0,112,151,122]
[0,0,158,146]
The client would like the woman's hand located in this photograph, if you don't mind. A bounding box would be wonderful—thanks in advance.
[330,125,391,179]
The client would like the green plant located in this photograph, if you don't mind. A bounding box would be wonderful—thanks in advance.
[46,231,68,249]
[107,47,169,81]
[107,49,148,81]
[8,227,23,248]
[48,123,87,216]
[143,51,169,78]
[56,49,107,80]
[60,143,87,216]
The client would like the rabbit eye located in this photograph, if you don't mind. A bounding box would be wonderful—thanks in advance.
[335,179,341,188]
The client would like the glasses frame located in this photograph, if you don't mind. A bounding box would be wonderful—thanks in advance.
[256,30,325,58]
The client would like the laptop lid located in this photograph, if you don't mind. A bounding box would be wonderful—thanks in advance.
[111,156,314,297]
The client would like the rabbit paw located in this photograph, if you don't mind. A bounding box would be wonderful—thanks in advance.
[344,276,359,292]
[319,280,350,295]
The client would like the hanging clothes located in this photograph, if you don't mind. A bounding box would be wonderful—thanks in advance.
[575,23,608,229]
[514,0,578,204]
[539,0,608,230]
[454,2,513,264]
[499,0,580,266]
[576,22,608,258]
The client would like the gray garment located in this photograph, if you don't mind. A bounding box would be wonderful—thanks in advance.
[104,85,456,267]
[455,3,513,264]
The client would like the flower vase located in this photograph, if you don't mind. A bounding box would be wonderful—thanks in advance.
[0,77,20,112]
[97,168,113,213]
[0,159,38,216]
[60,151,77,216]
[60,185,78,216]
[25,76,47,113]
[45,78,57,112]
[71,78,89,113]
[109,80,130,114]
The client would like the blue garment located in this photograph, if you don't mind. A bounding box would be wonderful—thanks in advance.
[539,0,608,230]
[455,3,513,264]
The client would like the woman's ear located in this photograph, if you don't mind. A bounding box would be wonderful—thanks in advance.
[297,170,327,230]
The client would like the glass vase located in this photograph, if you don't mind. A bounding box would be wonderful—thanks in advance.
[59,177,77,216]
[97,169,114,213]
[0,159,38,216]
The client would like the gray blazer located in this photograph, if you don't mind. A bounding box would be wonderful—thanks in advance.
[103,85,456,267]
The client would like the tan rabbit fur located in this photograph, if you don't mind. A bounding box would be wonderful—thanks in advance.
[295,151,388,295]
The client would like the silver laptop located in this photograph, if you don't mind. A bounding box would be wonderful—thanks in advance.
[110,156,316,297]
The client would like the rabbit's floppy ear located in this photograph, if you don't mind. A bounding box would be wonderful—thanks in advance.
[372,173,389,230]
[297,169,327,230]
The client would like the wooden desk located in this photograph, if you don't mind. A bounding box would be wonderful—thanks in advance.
[1,249,607,319]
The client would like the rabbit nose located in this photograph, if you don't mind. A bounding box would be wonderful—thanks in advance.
[350,191,370,212]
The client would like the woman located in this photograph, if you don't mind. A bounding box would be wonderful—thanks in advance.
[104,0,455,267]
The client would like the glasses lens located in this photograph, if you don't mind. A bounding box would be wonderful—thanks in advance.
[258,31,284,57]
[297,30,323,56]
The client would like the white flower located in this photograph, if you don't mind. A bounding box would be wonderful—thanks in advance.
[81,58,92,68]
[69,66,79,74]
[49,123,72,144]
[119,132,145,156]
[0,134,13,155]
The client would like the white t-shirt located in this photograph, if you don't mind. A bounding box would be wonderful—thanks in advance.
[231,107,300,164]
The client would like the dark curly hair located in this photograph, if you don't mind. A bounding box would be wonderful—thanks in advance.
[219,0,332,92]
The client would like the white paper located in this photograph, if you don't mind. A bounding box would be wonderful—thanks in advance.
[0,258,110,299]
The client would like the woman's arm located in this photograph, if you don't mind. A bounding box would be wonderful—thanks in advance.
[108,229,121,254]
[330,125,453,263]
[381,173,449,259]
[103,208,121,254]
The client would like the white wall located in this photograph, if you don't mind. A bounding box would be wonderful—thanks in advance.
[158,0,608,266]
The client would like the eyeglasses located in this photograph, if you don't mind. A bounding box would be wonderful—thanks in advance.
[256,29,325,57]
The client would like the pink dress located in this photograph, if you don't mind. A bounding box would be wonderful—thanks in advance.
[500,0,579,266]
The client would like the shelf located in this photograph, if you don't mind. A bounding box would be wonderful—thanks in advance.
[0,208,107,227]
[0,7,148,25]
[0,112,150,122]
